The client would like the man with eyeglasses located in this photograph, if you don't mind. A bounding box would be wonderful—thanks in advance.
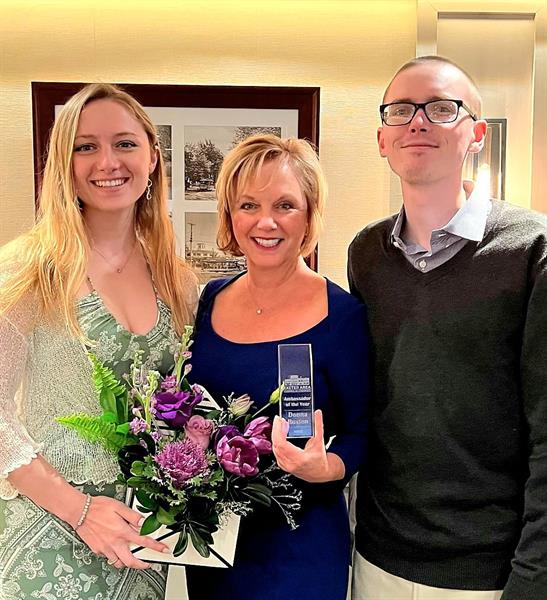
[348,56,547,600]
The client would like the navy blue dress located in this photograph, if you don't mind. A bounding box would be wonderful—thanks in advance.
[186,275,369,600]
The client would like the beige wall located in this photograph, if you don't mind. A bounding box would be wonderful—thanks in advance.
[438,15,535,207]
[0,0,416,287]
[417,0,547,212]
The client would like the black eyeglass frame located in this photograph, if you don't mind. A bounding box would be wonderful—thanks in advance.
[379,99,478,126]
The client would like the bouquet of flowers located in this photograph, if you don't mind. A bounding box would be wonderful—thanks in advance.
[57,326,301,564]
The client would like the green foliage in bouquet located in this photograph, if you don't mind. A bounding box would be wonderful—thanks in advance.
[57,326,302,560]
[90,354,129,425]
[56,354,131,453]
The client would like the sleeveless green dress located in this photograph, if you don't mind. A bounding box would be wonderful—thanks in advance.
[0,289,180,600]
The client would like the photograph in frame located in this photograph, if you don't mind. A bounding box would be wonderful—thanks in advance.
[156,124,173,209]
[185,211,246,282]
[184,126,282,203]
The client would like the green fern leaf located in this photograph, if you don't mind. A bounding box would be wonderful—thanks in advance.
[88,353,129,423]
[56,413,127,454]
[89,353,125,396]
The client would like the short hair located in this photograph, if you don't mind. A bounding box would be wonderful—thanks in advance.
[383,55,482,117]
[216,134,326,258]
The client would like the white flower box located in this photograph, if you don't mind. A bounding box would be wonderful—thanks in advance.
[127,489,240,568]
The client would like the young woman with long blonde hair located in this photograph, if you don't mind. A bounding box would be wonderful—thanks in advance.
[0,83,196,599]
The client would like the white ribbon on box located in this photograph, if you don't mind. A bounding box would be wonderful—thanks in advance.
[127,385,241,567]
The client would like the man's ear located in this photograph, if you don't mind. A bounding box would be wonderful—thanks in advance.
[468,119,488,154]
[377,127,387,157]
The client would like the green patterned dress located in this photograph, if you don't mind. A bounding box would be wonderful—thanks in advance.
[0,289,181,600]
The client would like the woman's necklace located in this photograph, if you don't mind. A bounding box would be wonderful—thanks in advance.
[245,274,291,316]
[92,238,137,274]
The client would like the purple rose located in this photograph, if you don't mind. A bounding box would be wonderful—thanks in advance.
[184,415,214,450]
[154,389,202,428]
[216,435,259,477]
[244,416,272,455]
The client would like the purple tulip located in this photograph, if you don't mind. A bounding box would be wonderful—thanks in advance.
[213,424,240,446]
[216,434,259,477]
[244,416,272,455]
[244,416,270,438]
[154,389,203,428]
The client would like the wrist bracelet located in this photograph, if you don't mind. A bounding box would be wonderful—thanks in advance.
[75,493,92,530]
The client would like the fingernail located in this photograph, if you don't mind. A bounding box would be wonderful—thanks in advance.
[137,517,145,527]
[162,547,170,554]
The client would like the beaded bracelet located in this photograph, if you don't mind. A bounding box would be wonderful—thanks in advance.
[75,493,92,530]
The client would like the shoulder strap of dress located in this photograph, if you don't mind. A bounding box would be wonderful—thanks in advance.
[86,275,96,293]
[195,273,244,327]
[144,259,159,299]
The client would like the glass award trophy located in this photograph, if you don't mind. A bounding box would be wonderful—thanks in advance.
[277,343,314,438]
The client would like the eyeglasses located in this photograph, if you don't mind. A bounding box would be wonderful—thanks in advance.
[379,99,478,126]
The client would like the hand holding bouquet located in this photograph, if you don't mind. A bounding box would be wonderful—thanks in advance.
[58,326,301,563]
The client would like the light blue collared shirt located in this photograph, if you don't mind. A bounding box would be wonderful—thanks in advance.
[390,182,492,273]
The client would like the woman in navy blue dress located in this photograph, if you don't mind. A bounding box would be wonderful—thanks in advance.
[186,135,369,600]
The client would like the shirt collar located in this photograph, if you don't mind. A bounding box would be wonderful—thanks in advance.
[390,208,406,248]
[390,180,491,248]
[442,180,491,241]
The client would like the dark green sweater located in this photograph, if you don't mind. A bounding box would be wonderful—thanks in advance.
[348,201,547,599]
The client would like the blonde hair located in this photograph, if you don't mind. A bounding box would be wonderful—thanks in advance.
[0,83,194,337]
[216,134,325,258]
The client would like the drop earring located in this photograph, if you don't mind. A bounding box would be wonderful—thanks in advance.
[146,178,152,201]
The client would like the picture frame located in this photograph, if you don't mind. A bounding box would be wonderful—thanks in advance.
[463,118,507,201]
[31,82,321,274]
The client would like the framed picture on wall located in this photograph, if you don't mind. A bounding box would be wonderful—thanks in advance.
[463,118,507,200]
[31,83,320,277]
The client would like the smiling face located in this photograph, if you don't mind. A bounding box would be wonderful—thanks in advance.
[72,98,157,216]
[230,158,309,270]
[378,62,486,187]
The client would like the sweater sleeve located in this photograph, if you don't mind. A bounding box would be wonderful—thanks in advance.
[347,237,364,302]
[0,300,43,499]
[502,250,547,599]
[324,297,370,485]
